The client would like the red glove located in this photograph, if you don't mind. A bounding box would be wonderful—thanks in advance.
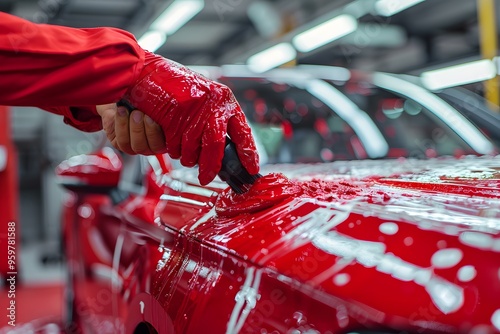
[122,51,259,185]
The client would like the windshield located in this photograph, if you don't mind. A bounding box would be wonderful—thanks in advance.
[223,77,482,164]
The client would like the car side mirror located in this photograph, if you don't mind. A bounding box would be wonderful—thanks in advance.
[56,148,122,193]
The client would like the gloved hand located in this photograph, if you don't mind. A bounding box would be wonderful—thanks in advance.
[122,51,259,185]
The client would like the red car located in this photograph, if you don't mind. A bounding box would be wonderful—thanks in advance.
[56,69,500,334]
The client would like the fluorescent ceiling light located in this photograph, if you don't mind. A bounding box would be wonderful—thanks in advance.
[295,65,351,82]
[375,0,425,16]
[421,59,497,91]
[247,43,296,73]
[151,0,204,35]
[292,14,357,53]
[138,30,167,52]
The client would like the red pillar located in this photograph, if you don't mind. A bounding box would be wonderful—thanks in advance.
[0,106,19,276]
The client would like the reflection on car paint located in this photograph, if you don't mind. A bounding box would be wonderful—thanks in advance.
[59,147,500,332]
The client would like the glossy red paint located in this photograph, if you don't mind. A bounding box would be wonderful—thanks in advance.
[59,153,500,333]
[56,148,122,188]
[216,173,300,217]
[216,173,370,218]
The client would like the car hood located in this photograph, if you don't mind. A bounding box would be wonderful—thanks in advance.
[160,155,500,330]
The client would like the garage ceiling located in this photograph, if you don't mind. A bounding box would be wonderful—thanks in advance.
[1,0,495,73]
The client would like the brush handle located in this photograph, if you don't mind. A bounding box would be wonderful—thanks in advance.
[218,138,262,194]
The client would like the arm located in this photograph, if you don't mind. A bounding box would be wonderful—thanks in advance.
[0,12,144,131]
[44,106,102,132]
[0,12,259,184]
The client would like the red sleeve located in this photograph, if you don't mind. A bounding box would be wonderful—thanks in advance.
[43,106,103,132]
[0,12,145,131]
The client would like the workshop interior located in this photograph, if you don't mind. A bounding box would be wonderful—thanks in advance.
[2,0,500,333]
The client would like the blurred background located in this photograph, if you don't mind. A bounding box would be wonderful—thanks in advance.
[1,0,500,329]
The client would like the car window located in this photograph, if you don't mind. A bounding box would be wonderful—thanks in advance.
[222,77,479,165]
[437,88,500,147]
[224,77,364,163]
[335,81,477,158]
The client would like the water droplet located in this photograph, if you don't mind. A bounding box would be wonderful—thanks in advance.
[457,265,476,282]
[404,237,413,246]
[293,311,304,325]
[437,240,447,249]
[336,304,349,328]
[431,248,463,269]
[459,231,494,250]
[78,204,93,219]
[333,273,350,286]
[379,222,398,235]
[491,309,500,331]
[426,279,464,314]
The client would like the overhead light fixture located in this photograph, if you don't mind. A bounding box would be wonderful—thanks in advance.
[292,14,358,53]
[375,0,425,17]
[247,43,296,73]
[151,0,204,35]
[247,1,282,38]
[138,30,167,52]
[295,65,351,82]
[421,59,497,91]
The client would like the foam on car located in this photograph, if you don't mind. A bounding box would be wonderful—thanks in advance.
[215,173,368,217]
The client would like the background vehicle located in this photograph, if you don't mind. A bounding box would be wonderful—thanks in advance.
[191,65,498,163]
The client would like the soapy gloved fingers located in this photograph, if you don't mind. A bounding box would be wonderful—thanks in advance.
[180,121,203,168]
[227,110,260,175]
[122,51,260,184]
[184,84,258,185]
[198,111,228,186]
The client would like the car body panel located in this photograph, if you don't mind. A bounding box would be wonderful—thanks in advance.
[160,157,500,333]
[60,151,500,333]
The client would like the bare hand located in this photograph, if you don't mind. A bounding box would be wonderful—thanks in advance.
[96,103,167,155]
